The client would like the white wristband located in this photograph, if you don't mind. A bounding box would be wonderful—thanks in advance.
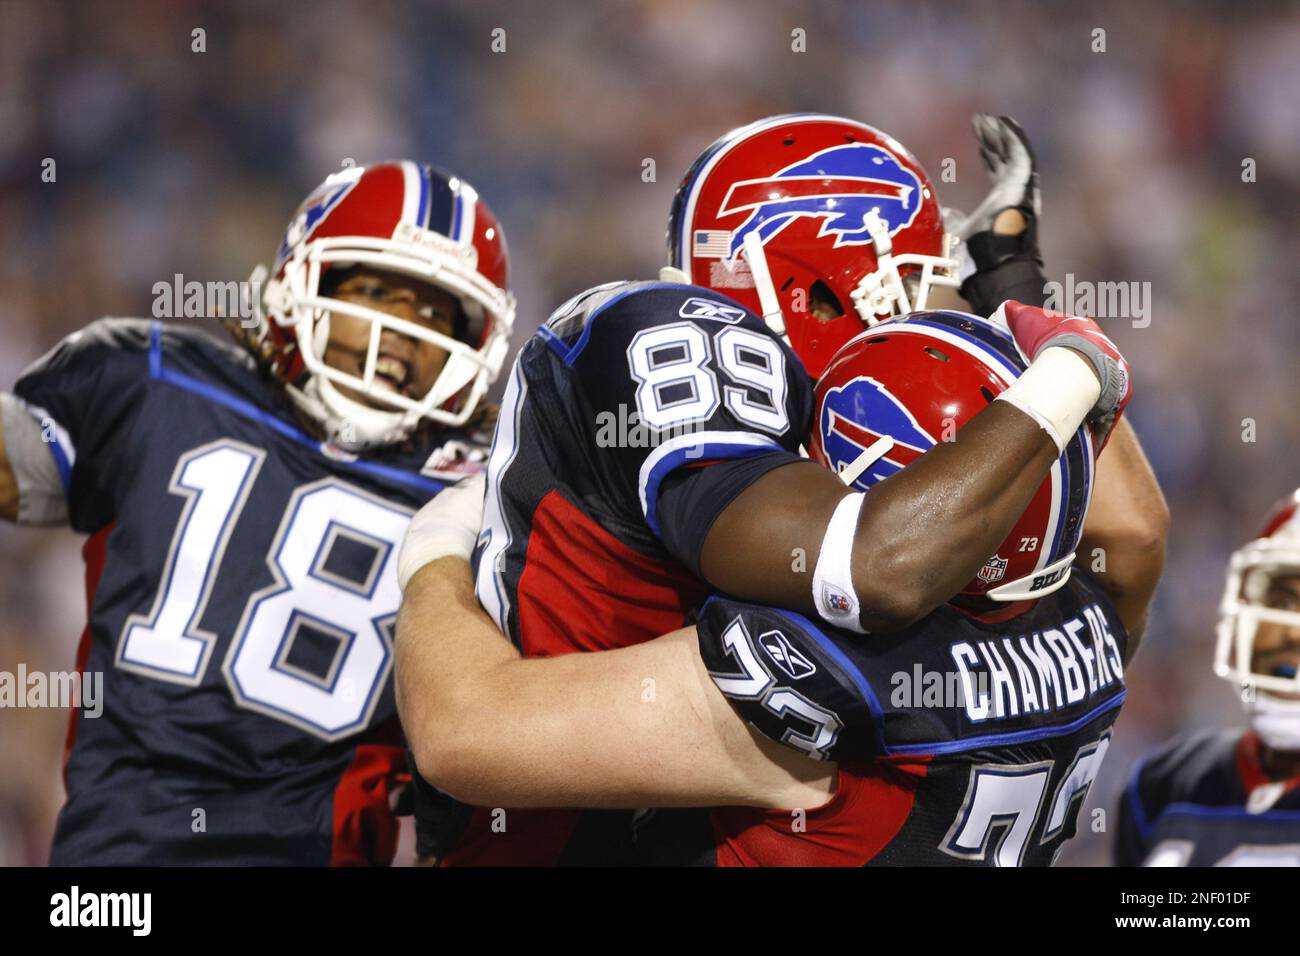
[396,474,486,592]
[994,346,1100,454]
[811,492,868,634]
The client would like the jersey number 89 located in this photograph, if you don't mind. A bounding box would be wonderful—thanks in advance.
[627,322,790,435]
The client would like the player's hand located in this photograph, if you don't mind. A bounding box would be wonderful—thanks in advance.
[947,113,1041,241]
[397,473,486,592]
[948,115,1051,318]
[998,300,1132,450]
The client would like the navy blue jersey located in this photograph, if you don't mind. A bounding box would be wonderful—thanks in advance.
[1115,729,1300,866]
[436,281,812,865]
[695,571,1129,865]
[15,318,485,865]
[475,281,812,652]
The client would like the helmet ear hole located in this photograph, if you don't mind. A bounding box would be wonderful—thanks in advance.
[809,280,845,319]
[979,386,996,403]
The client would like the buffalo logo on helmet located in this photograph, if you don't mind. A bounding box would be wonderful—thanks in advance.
[275,172,362,270]
[716,143,923,260]
[820,377,936,490]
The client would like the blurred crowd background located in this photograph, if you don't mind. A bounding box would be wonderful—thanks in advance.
[1,0,1297,865]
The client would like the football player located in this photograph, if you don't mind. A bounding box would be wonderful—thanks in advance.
[1116,489,1300,867]
[0,161,515,864]
[395,114,1166,864]
[399,305,1153,865]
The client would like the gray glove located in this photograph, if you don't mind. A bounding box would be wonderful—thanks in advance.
[947,114,1048,317]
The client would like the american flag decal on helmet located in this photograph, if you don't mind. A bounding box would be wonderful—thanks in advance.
[693,229,732,258]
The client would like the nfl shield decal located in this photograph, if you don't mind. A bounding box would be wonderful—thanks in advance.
[977,555,1009,584]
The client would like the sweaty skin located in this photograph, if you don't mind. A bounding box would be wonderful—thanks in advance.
[396,413,1166,810]
[699,398,1060,632]
[1073,417,1168,658]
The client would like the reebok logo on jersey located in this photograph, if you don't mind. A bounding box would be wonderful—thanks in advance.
[677,296,746,324]
[758,629,816,680]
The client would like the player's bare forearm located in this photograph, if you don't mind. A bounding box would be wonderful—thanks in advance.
[395,557,835,810]
[0,416,18,522]
[1076,418,1168,656]
[395,557,518,779]
[700,400,1059,631]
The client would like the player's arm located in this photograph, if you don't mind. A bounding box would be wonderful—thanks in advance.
[395,552,834,810]
[943,114,1166,650]
[701,305,1130,632]
[0,393,71,527]
[700,405,1053,631]
[1076,418,1168,656]
[941,113,1047,318]
[2,319,153,532]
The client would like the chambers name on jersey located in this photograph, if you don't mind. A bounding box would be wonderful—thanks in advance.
[445,280,813,864]
[15,318,483,865]
[1116,729,1300,866]
[696,570,1129,866]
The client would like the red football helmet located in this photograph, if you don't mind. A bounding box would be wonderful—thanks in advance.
[249,161,515,447]
[1216,489,1300,702]
[809,310,1095,603]
[668,114,960,378]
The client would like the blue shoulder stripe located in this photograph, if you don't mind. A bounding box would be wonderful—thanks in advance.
[888,691,1126,756]
[545,282,744,367]
[148,322,444,496]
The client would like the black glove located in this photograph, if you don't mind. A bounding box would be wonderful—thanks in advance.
[398,749,473,864]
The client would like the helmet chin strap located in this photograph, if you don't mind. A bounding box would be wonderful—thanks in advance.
[1246,694,1300,752]
[742,230,790,346]
[838,435,895,487]
[984,552,1076,602]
